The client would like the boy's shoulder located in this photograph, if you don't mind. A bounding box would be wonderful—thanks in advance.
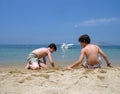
[84,44,99,50]
[90,44,99,47]
[37,47,48,51]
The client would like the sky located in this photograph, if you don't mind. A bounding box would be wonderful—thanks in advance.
[0,0,120,45]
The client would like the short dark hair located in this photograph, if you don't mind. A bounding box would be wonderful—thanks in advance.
[78,34,91,44]
[48,43,57,51]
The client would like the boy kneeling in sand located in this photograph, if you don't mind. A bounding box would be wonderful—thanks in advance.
[25,43,57,70]
[67,34,112,69]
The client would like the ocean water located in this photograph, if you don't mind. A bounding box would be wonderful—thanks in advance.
[0,44,120,67]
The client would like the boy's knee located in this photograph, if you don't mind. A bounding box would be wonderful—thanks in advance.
[30,62,40,70]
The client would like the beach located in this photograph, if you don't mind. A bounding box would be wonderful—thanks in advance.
[0,65,120,94]
[0,44,120,94]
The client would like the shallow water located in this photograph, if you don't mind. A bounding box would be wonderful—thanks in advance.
[0,44,120,67]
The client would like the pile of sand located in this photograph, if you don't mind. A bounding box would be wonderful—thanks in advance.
[0,67,120,94]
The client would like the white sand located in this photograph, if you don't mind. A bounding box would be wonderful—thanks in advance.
[0,66,120,94]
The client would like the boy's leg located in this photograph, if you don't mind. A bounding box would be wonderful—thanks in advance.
[39,63,48,69]
[29,62,40,70]
[82,61,88,68]
[26,53,40,70]
[25,63,30,69]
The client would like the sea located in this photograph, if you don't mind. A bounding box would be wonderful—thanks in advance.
[0,44,120,67]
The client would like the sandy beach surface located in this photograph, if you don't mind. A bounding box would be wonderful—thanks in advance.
[0,66,120,94]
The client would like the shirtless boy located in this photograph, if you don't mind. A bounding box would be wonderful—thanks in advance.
[67,34,111,69]
[25,43,57,70]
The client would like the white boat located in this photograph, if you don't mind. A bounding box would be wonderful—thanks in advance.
[61,43,74,49]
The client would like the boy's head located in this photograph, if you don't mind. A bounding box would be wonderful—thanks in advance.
[78,34,91,46]
[48,43,57,52]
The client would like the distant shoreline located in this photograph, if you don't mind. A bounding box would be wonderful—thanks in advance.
[0,44,120,46]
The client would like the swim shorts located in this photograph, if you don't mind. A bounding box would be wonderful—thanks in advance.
[83,61,102,68]
[27,53,42,64]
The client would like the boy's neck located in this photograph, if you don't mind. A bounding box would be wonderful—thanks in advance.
[84,43,89,47]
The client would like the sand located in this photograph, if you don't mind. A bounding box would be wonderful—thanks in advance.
[0,66,120,94]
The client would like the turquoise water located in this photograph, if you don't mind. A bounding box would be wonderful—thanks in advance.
[0,44,120,67]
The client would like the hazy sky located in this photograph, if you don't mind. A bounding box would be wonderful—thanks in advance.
[0,0,120,45]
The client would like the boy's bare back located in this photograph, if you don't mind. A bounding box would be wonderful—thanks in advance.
[82,44,100,65]
[32,48,50,58]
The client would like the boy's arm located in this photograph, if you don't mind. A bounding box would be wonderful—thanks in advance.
[98,47,112,67]
[43,57,46,64]
[67,49,85,69]
[48,52,55,67]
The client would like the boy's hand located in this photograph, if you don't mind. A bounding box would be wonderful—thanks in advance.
[107,63,112,67]
[51,62,55,67]
[66,66,73,70]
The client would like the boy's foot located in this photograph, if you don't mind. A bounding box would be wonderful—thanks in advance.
[25,63,30,69]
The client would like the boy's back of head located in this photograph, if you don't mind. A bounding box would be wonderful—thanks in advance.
[48,43,57,51]
[78,34,91,44]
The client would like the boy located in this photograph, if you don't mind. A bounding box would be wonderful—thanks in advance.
[67,34,112,69]
[25,43,57,70]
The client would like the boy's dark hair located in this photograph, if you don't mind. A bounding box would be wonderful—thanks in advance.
[48,43,57,51]
[78,34,91,44]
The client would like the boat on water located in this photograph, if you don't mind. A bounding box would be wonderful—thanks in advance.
[61,43,74,49]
